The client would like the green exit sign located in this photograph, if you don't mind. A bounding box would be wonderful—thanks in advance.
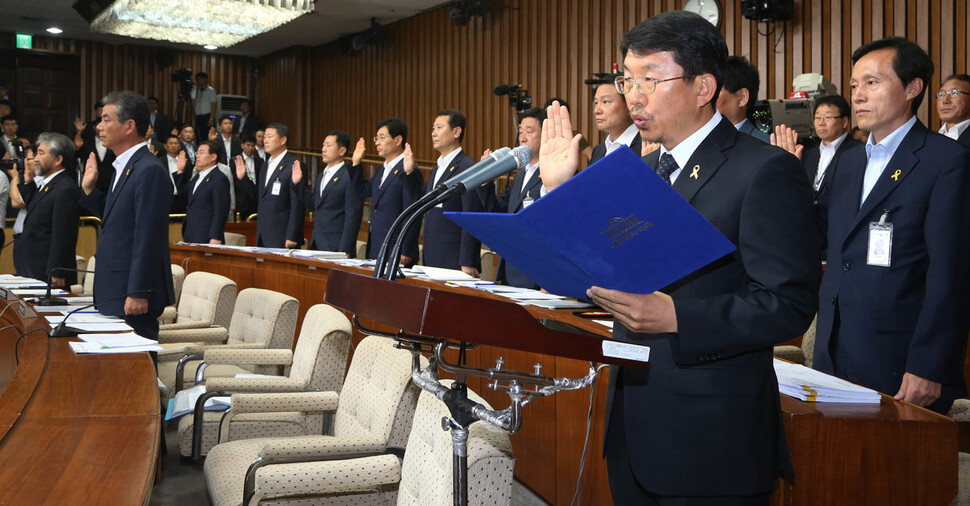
[16,33,32,49]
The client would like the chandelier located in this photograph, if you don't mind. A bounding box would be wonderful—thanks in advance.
[89,0,315,47]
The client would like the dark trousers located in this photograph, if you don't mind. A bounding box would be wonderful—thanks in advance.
[12,232,22,275]
[124,312,159,369]
[195,114,210,143]
[605,377,770,506]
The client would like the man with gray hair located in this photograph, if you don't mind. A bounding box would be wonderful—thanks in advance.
[80,90,175,343]
[19,132,80,287]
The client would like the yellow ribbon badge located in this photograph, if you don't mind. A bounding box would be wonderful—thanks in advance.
[690,165,700,179]
[891,169,901,181]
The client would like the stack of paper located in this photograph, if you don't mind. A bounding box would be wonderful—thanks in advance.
[165,385,230,420]
[11,288,69,296]
[46,313,124,324]
[411,265,478,282]
[288,249,348,260]
[0,275,45,287]
[69,332,162,354]
[773,359,881,404]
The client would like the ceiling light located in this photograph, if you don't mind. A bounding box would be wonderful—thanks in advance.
[88,0,314,47]
[46,27,64,34]
[204,44,217,50]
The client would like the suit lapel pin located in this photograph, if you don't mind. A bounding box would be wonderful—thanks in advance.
[449,166,455,172]
[891,169,901,181]
[333,177,338,182]
[126,169,131,176]
[690,165,700,179]
[205,178,210,183]
[394,169,399,175]
[44,187,49,192]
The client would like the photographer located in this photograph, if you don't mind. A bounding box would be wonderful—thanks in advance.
[1,115,30,158]
[7,147,44,274]
[190,72,217,144]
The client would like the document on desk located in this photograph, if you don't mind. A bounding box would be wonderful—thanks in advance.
[165,385,230,420]
[411,265,478,281]
[0,275,45,287]
[445,147,736,300]
[66,321,133,332]
[45,314,125,324]
[11,288,69,296]
[773,359,881,403]
[70,333,162,354]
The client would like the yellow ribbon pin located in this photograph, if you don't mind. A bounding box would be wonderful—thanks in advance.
[333,177,338,182]
[690,165,700,179]
[126,169,131,176]
[394,169,399,175]
[205,178,210,183]
[44,187,49,192]
[449,166,455,172]
[891,169,901,181]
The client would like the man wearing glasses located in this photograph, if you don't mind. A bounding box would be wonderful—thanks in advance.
[802,95,861,203]
[936,74,970,147]
[541,11,820,503]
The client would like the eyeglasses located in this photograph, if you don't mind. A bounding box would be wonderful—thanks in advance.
[935,90,970,99]
[615,75,690,95]
[813,115,844,122]
[373,135,388,143]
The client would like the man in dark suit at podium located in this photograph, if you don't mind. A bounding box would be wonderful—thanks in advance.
[814,38,970,415]
[351,118,423,265]
[589,76,642,164]
[541,12,820,503]
[420,109,489,274]
[79,91,175,342]
[495,107,545,289]
[290,131,362,257]
[232,122,304,248]
[19,132,80,288]
[179,140,230,244]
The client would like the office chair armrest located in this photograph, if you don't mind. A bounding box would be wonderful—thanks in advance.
[230,391,339,414]
[204,376,306,394]
[204,348,293,366]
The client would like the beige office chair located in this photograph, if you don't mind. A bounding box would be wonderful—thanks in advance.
[480,250,497,282]
[224,232,247,247]
[159,287,299,397]
[356,240,367,260]
[156,272,237,369]
[205,379,514,506]
[176,304,352,457]
[71,256,95,296]
[203,335,421,506]
[159,264,187,324]
[774,315,817,367]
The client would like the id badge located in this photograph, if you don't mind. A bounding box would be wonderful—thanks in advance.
[271,180,282,196]
[867,210,892,267]
[521,196,534,209]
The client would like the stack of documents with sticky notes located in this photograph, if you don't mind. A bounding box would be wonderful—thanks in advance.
[773,358,881,404]
[474,284,593,309]
[69,332,163,354]
[165,385,230,420]
[445,147,736,300]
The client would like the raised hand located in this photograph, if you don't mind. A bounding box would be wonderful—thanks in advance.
[480,149,493,161]
[234,155,246,180]
[403,143,416,175]
[81,153,98,195]
[539,100,582,191]
[770,124,803,160]
[74,117,86,134]
[642,141,661,157]
[291,159,303,184]
[177,151,188,173]
[352,137,366,166]
[5,162,18,184]
[208,127,218,141]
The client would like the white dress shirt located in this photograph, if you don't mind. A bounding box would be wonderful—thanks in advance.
[814,132,848,191]
[861,115,917,205]
[193,165,217,195]
[319,161,345,196]
[166,154,180,195]
[94,137,108,161]
[265,150,288,187]
[939,118,970,141]
[13,175,44,234]
[381,153,405,188]
[659,112,723,184]
[222,135,233,160]
[242,153,256,182]
[603,124,639,156]
[111,142,148,192]
[191,85,217,116]
[433,147,463,187]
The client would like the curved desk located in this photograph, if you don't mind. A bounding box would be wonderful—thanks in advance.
[0,291,159,505]
[171,244,957,506]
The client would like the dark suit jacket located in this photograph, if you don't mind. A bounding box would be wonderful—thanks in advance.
[802,135,863,203]
[216,135,243,166]
[421,150,489,270]
[956,127,970,148]
[814,120,970,412]
[739,118,771,143]
[160,154,193,214]
[233,114,260,139]
[294,162,363,257]
[19,171,81,287]
[180,167,231,244]
[605,117,820,496]
[352,158,424,261]
[233,155,263,219]
[150,111,170,142]
[494,166,543,289]
[233,151,305,247]
[589,131,643,164]
[78,137,117,196]
[79,145,175,318]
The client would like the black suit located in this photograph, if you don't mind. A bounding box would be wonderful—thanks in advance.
[802,134,863,203]
[150,111,170,142]
[233,113,260,139]
[421,150,490,270]
[605,117,820,498]
[216,135,243,166]
[179,166,231,243]
[233,155,263,219]
[294,162,363,257]
[955,126,970,148]
[352,158,424,261]
[495,166,542,289]
[589,131,643,164]
[814,120,970,414]
[19,171,81,287]
[233,151,305,247]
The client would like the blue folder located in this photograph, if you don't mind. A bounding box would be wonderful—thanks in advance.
[445,146,736,300]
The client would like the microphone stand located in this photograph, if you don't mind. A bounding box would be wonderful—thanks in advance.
[374,184,452,278]
[384,185,463,281]
[36,267,96,306]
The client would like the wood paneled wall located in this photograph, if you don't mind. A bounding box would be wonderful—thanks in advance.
[0,32,253,126]
[256,0,970,160]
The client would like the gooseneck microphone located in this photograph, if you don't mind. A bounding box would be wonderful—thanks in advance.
[49,289,153,337]
[36,267,96,306]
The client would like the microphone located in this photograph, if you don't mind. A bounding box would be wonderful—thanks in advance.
[49,289,153,338]
[439,147,511,190]
[443,145,533,194]
[493,84,521,96]
[36,267,96,306]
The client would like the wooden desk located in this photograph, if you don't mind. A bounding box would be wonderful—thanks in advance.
[0,292,159,505]
[170,244,958,506]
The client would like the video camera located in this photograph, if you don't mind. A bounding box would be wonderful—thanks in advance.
[0,140,26,173]
[171,67,194,101]
[494,84,533,113]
